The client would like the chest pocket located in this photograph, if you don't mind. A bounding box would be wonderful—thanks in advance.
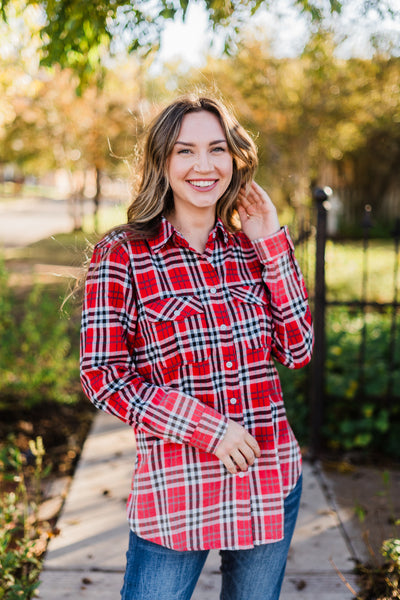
[228,283,271,349]
[143,296,209,365]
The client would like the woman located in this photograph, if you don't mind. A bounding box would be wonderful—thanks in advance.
[80,94,313,600]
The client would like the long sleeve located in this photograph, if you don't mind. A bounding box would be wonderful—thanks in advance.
[80,219,309,551]
[80,241,228,453]
[252,226,314,369]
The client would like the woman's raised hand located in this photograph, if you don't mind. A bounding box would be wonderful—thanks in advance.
[237,181,280,241]
[214,419,261,475]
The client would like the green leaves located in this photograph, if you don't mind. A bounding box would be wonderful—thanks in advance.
[0,436,49,599]
[0,262,80,410]
[1,0,398,89]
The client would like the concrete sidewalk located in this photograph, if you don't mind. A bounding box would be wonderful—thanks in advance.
[38,411,363,599]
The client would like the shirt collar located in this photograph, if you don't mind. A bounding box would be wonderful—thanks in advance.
[147,216,175,253]
[214,218,232,247]
[148,216,233,254]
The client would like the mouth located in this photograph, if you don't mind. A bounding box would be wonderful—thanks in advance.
[187,179,218,190]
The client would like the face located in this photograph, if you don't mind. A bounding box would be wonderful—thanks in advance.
[167,110,233,218]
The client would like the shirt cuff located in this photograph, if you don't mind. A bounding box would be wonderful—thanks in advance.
[189,405,228,454]
[252,226,294,263]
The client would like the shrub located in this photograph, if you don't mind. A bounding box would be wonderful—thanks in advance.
[0,437,50,600]
[0,259,80,409]
[280,306,400,457]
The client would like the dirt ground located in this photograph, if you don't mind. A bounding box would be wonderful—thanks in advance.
[322,457,400,567]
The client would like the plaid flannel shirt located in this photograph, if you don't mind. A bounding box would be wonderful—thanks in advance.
[80,217,313,551]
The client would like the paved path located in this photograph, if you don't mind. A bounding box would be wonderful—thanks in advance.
[0,196,77,248]
[38,411,363,600]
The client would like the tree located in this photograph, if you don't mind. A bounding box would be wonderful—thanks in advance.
[0,0,398,87]
[1,59,150,228]
[173,27,400,227]
[0,5,149,229]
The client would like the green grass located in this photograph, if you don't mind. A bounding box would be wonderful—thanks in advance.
[297,238,399,304]
[0,182,64,201]
[82,203,127,235]
[5,232,94,267]
[325,240,399,304]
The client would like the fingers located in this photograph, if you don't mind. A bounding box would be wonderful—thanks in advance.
[214,420,261,475]
[238,181,273,213]
[237,180,280,239]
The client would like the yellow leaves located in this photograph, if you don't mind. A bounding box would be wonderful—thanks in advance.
[334,121,364,154]
[330,345,342,356]
[28,437,45,460]
[345,379,358,398]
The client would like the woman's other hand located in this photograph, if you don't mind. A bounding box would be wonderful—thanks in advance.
[214,419,261,475]
[237,181,280,241]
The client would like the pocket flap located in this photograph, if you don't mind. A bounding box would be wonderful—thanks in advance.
[144,296,204,322]
[229,283,268,306]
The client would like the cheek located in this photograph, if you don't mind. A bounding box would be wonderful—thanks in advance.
[167,158,186,188]
[223,156,234,177]
[222,158,234,185]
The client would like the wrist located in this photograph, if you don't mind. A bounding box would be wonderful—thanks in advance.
[250,226,282,243]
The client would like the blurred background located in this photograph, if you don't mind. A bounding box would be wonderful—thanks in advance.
[0,1,400,597]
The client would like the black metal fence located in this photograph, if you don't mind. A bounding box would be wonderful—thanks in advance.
[296,189,400,457]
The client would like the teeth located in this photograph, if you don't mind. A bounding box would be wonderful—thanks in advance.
[189,180,216,188]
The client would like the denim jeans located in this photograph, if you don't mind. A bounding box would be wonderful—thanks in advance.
[120,474,302,600]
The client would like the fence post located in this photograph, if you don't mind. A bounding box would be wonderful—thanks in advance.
[310,188,329,458]
[387,217,400,398]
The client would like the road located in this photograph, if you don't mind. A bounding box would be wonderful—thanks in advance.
[0,196,81,248]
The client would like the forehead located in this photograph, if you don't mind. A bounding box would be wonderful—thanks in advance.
[178,110,226,141]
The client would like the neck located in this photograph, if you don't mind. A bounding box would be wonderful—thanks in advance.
[167,207,216,254]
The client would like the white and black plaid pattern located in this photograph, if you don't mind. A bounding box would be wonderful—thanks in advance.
[80,218,313,550]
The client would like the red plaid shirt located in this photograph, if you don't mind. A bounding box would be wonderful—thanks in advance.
[80,217,313,551]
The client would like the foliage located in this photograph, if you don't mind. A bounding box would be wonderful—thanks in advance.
[279,237,400,458]
[382,536,400,571]
[0,259,80,409]
[1,6,400,229]
[181,33,400,224]
[0,60,144,178]
[356,530,400,599]
[0,0,398,87]
[0,437,50,600]
[284,307,400,457]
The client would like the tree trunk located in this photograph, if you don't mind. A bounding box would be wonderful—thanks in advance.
[93,167,101,233]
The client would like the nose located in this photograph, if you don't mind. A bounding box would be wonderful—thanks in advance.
[193,150,212,172]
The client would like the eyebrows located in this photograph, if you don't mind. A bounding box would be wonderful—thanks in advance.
[175,139,227,147]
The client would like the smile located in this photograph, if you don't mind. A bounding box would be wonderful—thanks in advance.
[188,180,218,189]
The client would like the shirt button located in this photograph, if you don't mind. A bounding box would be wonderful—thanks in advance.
[238,471,246,478]
[226,361,233,368]
[209,287,217,294]
[220,324,227,331]
[230,398,237,405]
[174,309,180,315]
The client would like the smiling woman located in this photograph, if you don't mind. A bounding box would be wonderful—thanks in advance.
[166,111,233,252]
[80,93,313,600]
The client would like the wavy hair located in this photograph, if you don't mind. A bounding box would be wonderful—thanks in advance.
[65,95,258,308]
[121,94,258,237]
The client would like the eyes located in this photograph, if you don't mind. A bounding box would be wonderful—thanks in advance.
[176,146,227,155]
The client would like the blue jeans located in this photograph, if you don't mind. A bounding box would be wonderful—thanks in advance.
[120,474,302,600]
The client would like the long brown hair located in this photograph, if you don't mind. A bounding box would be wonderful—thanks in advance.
[117,94,258,239]
[64,95,258,308]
